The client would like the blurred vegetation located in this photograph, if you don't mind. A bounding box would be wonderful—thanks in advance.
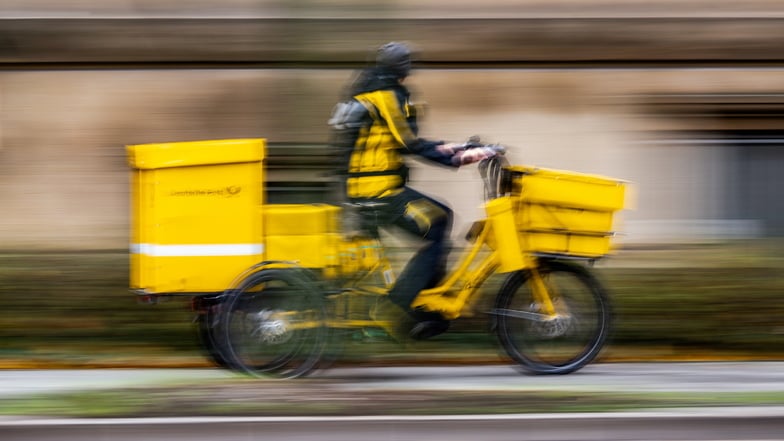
[0,240,782,368]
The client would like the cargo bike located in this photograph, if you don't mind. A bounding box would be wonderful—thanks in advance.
[127,138,627,378]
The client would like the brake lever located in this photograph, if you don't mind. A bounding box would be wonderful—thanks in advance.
[462,135,484,149]
[488,144,507,155]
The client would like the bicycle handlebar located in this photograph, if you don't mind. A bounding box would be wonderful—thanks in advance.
[458,136,510,201]
[454,136,507,155]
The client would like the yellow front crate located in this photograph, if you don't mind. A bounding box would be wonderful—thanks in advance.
[127,139,266,294]
[516,203,614,234]
[509,166,626,212]
[508,165,626,258]
[521,230,613,258]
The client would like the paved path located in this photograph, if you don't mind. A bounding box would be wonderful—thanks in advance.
[3,408,784,441]
[317,361,784,393]
[2,363,783,440]
[2,361,784,398]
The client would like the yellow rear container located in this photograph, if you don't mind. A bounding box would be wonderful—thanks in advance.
[263,204,342,270]
[127,139,266,293]
[507,166,626,258]
[263,204,385,278]
[264,204,340,236]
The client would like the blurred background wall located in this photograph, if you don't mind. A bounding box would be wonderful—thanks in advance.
[2,1,784,250]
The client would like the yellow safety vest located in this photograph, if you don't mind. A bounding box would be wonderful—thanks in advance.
[347,89,418,199]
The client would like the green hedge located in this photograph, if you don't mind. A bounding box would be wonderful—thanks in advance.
[0,243,782,366]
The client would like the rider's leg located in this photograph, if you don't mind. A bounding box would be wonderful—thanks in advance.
[384,188,453,339]
[386,189,451,304]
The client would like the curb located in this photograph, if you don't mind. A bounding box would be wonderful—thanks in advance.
[3,406,784,426]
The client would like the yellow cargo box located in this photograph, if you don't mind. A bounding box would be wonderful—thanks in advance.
[516,203,615,234]
[263,204,341,236]
[127,139,266,294]
[263,203,343,270]
[265,233,341,269]
[521,231,613,258]
[263,203,386,277]
[506,165,627,258]
[509,166,626,212]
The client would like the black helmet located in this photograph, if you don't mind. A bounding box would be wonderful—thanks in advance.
[376,41,412,78]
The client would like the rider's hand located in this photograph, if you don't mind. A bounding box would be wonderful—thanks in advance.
[436,142,464,155]
[451,146,499,166]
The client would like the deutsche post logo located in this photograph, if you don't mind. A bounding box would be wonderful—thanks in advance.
[169,186,242,198]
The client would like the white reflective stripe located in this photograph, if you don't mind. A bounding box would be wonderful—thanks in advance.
[130,243,264,257]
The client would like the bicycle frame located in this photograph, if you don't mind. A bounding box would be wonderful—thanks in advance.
[410,219,500,319]
[411,217,559,320]
[341,213,556,323]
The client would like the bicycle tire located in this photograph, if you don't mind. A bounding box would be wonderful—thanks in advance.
[217,268,328,379]
[196,308,232,369]
[494,259,611,375]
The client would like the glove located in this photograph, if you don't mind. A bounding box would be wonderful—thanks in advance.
[488,144,506,156]
[451,146,499,166]
[436,142,465,155]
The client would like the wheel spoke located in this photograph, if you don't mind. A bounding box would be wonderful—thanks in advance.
[490,308,554,322]
[494,260,610,375]
[218,269,326,379]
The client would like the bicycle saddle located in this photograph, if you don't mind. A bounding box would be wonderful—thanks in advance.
[342,201,389,238]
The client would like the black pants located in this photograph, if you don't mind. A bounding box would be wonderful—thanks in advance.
[356,187,453,318]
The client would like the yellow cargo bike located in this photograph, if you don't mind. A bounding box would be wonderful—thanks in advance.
[127,138,627,378]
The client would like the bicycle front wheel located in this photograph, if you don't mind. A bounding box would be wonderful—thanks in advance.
[217,268,327,379]
[494,259,611,375]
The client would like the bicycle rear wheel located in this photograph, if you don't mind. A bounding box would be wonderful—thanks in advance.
[494,259,611,375]
[217,268,327,379]
[195,305,232,369]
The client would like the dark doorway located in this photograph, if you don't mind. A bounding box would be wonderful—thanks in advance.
[732,132,784,236]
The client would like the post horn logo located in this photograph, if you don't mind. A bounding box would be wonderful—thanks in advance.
[170,186,243,198]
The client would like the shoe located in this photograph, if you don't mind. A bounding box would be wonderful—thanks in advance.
[370,298,414,342]
[409,319,450,340]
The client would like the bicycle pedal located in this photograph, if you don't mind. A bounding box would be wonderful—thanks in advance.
[409,319,450,341]
[356,328,392,341]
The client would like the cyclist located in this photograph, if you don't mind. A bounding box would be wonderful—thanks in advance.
[328,41,500,340]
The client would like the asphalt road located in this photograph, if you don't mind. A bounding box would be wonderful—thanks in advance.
[2,362,784,441]
[2,362,784,398]
[3,410,784,441]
